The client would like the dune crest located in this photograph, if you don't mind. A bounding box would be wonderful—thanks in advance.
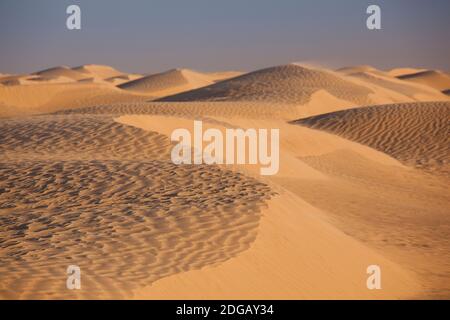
[159,64,375,107]
[118,68,217,96]
[72,64,125,79]
[0,83,151,118]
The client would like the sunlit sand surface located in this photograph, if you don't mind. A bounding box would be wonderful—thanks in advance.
[0,63,449,299]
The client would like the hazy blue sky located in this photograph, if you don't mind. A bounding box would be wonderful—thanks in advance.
[0,0,449,74]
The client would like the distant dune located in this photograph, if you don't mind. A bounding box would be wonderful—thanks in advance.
[159,64,375,106]
[208,70,243,82]
[105,74,143,85]
[346,70,448,101]
[0,74,76,86]
[397,70,450,93]
[118,68,217,96]
[0,82,151,117]
[336,65,386,76]
[293,101,450,175]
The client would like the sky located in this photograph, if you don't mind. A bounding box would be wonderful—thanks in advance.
[0,0,449,74]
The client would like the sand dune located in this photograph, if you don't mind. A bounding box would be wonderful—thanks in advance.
[118,115,449,299]
[56,101,306,121]
[72,65,142,86]
[0,113,273,299]
[105,74,143,85]
[0,83,152,118]
[0,76,23,86]
[346,70,448,102]
[336,65,386,76]
[1,63,449,299]
[34,66,90,81]
[397,70,450,93]
[208,70,243,82]
[159,64,375,106]
[118,68,217,96]
[388,68,427,78]
[72,64,124,79]
[293,101,450,175]
[0,74,78,86]
[3,65,141,88]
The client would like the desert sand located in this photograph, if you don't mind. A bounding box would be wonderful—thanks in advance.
[397,70,450,94]
[118,68,240,97]
[0,63,449,299]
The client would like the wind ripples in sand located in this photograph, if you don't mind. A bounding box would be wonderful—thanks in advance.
[0,115,273,299]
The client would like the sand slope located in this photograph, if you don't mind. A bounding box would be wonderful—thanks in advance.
[398,70,450,93]
[1,63,449,299]
[159,64,375,106]
[0,113,273,299]
[0,83,152,118]
[346,71,448,102]
[337,65,386,76]
[72,64,124,79]
[120,115,449,299]
[1,65,141,88]
[388,68,426,78]
[104,74,143,85]
[118,68,216,96]
[34,66,89,81]
[293,101,450,175]
[0,74,77,86]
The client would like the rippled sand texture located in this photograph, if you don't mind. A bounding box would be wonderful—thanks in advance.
[159,64,375,106]
[0,115,272,299]
[294,102,450,175]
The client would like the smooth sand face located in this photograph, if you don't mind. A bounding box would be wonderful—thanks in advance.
[0,63,449,299]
